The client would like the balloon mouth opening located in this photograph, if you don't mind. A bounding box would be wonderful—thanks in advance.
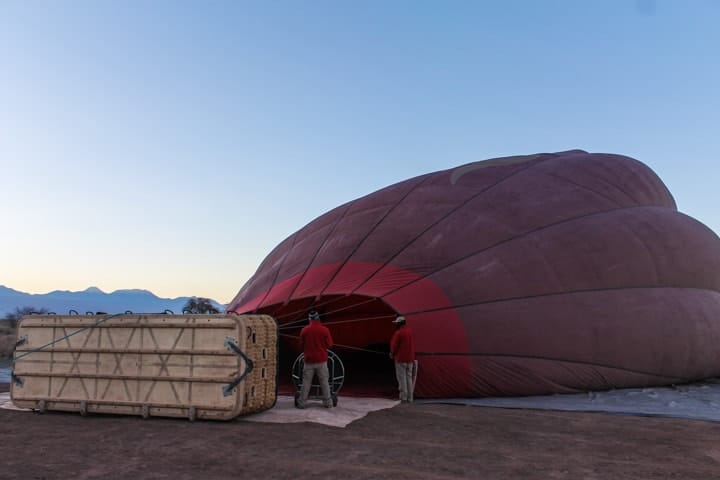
[253,294,400,398]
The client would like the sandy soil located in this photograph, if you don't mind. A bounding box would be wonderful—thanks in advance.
[2,386,720,480]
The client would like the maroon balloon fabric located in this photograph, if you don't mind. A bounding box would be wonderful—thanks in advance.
[229,150,720,397]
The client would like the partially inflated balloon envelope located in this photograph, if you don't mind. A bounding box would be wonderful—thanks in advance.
[229,150,720,397]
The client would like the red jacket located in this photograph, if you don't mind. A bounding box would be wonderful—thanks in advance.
[300,320,334,363]
[390,325,415,363]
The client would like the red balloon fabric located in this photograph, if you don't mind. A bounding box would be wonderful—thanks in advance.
[229,150,720,397]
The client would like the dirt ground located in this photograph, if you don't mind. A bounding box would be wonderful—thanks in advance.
[2,384,720,480]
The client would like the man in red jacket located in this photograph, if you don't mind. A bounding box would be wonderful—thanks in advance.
[390,315,416,403]
[297,310,334,409]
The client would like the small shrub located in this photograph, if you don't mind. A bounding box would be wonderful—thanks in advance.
[0,332,17,360]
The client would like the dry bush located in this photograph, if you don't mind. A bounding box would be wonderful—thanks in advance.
[0,332,17,359]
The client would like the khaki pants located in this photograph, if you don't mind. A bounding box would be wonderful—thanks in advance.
[395,361,415,402]
[299,362,332,407]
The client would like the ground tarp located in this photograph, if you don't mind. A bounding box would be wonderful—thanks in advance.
[242,396,400,427]
[420,378,720,422]
[0,391,398,427]
[6,379,720,424]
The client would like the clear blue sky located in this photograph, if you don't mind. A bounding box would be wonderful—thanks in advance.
[1,0,718,304]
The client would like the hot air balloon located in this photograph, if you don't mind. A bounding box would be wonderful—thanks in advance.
[229,150,720,397]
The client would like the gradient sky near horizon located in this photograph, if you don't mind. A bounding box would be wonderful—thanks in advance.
[1,0,719,304]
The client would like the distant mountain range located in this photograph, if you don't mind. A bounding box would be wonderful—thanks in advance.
[0,285,225,317]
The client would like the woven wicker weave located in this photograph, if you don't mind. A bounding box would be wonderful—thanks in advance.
[11,314,277,421]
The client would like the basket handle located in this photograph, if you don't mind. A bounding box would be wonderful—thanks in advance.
[222,337,255,397]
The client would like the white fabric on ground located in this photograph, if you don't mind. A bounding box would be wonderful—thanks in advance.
[0,391,398,424]
[0,392,31,412]
[9,379,720,423]
[241,395,400,428]
[420,378,720,422]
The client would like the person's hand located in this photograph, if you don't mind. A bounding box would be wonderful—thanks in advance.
[389,352,393,359]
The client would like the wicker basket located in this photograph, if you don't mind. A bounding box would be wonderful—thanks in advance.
[11,314,277,421]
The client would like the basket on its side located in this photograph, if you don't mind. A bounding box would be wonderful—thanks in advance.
[11,314,277,421]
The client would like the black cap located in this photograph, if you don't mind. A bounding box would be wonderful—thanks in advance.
[308,310,320,321]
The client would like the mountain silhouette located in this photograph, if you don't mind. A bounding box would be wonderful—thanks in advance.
[0,285,224,317]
